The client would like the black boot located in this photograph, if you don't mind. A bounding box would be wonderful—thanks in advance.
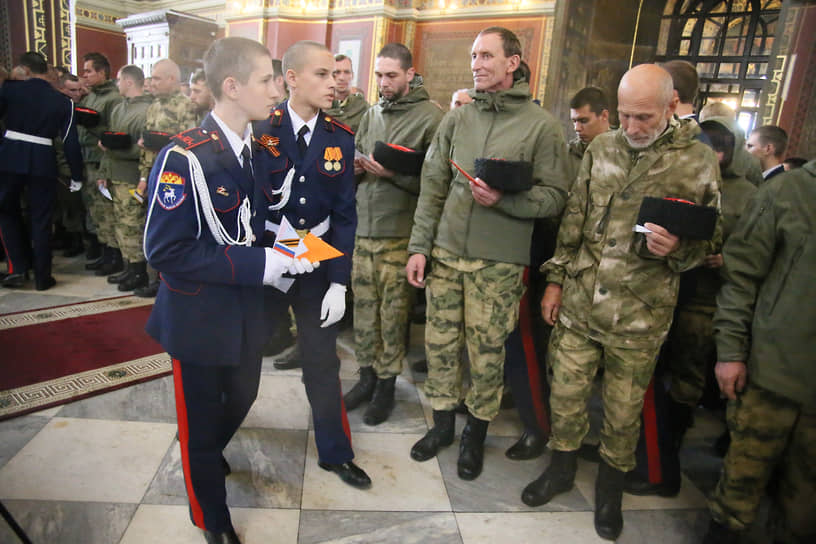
[702,519,742,544]
[63,232,85,257]
[119,261,148,291]
[594,460,625,540]
[134,280,159,297]
[96,247,124,276]
[363,376,396,426]
[506,430,546,460]
[85,234,101,260]
[521,450,578,506]
[343,366,376,411]
[107,260,130,283]
[411,410,455,461]
[457,414,489,480]
[85,243,108,270]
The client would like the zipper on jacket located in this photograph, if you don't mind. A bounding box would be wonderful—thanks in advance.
[464,110,498,258]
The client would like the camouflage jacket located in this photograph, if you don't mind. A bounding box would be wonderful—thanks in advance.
[138,91,198,179]
[714,161,816,410]
[99,94,152,184]
[543,117,722,348]
[567,136,588,182]
[355,83,444,238]
[408,80,570,266]
[325,93,369,134]
[78,80,122,164]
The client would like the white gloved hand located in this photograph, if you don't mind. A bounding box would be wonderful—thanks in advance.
[263,250,319,285]
[69,180,82,192]
[287,257,319,275]
[320,282,346,328]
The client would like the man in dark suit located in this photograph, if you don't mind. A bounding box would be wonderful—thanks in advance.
[144,37,316,544]
[255,40,371,490]
[746,124,787,181]
[0,51,83,289]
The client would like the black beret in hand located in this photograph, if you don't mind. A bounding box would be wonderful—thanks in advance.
[636,196,718,240]
[100,131,132,149]
[473,158,534,193]
[74,106,101,127]
[372,141,425,176]
[142,130,172,151]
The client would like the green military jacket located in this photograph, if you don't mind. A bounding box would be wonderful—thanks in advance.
[99,94,152,184]
[326,93,369,134]
[355,83,444,238]
[714,160,816,410]
[138,91,198,179]
[543,117,722,348]
[567,137,588,182]
[408,80,569,266]
[78,80,122,164]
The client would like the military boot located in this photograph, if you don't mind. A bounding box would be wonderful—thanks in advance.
[594,460,625,540]
[95,247,124,276]
[343,366,376,411]
[85,243,108,270]
[521,450,578,506]
[85,234,101,260]
[118,261,148,291]
[363,376,396,426]
[411,410,455,461]
[457,414,489,480]
[107,260,130,284]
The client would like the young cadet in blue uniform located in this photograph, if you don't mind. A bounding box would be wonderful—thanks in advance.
[143,37,317,544]
[255,41,371,490]
[0,51,83,290]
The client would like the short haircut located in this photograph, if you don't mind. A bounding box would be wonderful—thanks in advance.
[82,52,111,79]
[204,37,271,100]
[190,68,206,85]
[335,54,351,64]
[282,41,329,75]
[662,60,699,104]
[271,59,283,79]
[478,27,522,60]
[57,71,79,88]
[377,43,412,70]
[570,86,609,115]
[783,157,808,169]
[19,51,48,74]
[752,125,788,157]
[700,120,736,167]
[118,64,145,87]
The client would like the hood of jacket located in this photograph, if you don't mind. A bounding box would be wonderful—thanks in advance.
[615,114,702,154]
[469,80,532,113]
[91,79,118,96]
[378,74,430,112]
[699,115,754,178]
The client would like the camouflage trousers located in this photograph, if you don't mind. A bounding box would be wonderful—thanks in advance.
[547,324,662,472]
[663,305,716,408]
[424,254,524,421]
[82,164,116,247]
[110,181,146,263]
[709,383,816,542]
[352,236,413,378]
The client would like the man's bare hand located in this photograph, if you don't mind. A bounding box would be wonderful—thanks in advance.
[137,137,145,149]
[470,177,502,207]
[96,179,107,188]
[406,254,427,288]
[704,253,724,268]
[715,361,747,400]
[644,222,680,256]
[97,141,108,152]
[361,154,396,178]
[541,283,563,326]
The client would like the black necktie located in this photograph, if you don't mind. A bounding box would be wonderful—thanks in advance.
[297,125,309,158]
[241,144,253,180]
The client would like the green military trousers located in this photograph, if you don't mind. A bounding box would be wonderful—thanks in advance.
[82,164,116,247]
[110,181,146,263]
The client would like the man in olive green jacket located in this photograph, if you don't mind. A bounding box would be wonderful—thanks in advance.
[406,27,569,481]
[344,43,444,426]
[705,160,816,544]
[326,54,369,133]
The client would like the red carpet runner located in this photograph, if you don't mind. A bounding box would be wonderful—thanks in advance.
[0,296,169,420]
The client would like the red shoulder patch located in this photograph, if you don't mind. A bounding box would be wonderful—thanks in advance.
[269,109,284,127]
[171,127,224,151]
[325,116,354,136]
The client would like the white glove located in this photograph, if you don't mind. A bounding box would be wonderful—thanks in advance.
[320,282,346,328]
[287,257,319,275]
[69,180,82,192]
[263,249,319,285]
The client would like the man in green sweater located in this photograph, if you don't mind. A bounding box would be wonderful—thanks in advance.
[406,27,569,481]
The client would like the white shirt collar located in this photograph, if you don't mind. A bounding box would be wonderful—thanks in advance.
[762,164,782,179]
[209,110,253,165]
[286,101,318,145]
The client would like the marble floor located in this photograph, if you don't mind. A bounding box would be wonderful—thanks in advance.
[1,254,728,544]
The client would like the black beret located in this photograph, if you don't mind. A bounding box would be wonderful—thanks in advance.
[372,141,425,176]
[473,158,534,193]
[100,131,132,150]
[74,106,100,127]
[637,196,718,240]
[142,130,172,151]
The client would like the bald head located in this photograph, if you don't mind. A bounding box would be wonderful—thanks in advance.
[617,64,677,149]
[151,59,181,97]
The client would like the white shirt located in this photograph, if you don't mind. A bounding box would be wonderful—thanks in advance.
[287,102,318,146]
[762,164,784,179]
[210,110,253,166]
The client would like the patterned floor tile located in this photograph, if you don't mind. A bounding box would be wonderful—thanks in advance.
[298,511,462,544]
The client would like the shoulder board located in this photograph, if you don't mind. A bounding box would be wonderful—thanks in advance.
[269,108,284,127]
[324,115,354,136]
[171,127,225,152]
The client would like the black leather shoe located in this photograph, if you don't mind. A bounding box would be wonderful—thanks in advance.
[35,276,57,291]
[273,348,302,370]
[457,414,489,480]
[107,264,131,284]
[134,281,159,298]
[2,272,29,288]
[343,366,376,409]
[411,410,455,461]
[506,430,546,460]
[521,450,578,507]
[623,470,680,497]
[202,528,241,544]
[118,266,148,291]
[363,376,396,425]
[318,461,372,489]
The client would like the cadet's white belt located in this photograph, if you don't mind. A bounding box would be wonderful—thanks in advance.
[4,130,52,146]
[265,216,330,237]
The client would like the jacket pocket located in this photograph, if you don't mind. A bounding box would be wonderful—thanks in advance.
[764,235,807,316]
[584,191,613,243]
[160,273,201,296]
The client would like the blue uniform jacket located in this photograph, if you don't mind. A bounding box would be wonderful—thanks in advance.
[144,114,276,366]
[253,103,357,287]
[0,78,83,180]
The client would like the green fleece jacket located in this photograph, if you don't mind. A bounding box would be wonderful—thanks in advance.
[326,93,369,134]
[78,80,122,164]
[99,94,152,184]
[408,80,569,265]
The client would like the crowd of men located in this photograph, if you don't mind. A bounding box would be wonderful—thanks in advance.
[1,26,813,544]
